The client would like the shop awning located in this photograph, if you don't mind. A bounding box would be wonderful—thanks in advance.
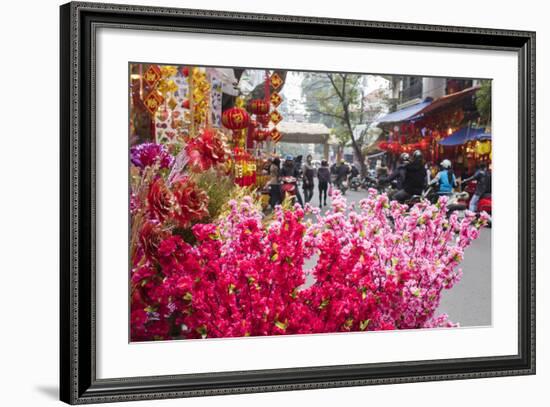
[376,86,480,125]
[416,85,480,116]
[376,98,432,124]
[439,126,491,146]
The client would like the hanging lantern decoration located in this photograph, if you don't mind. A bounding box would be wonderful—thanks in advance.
[419,138,430,151]
[270,72,283,90]
[270,92,282,108]
[143,91,164,115]
[255,129,270,142]
[270,128,282,143]
[181,66,189,77]
[256,114,270,127]
[247,99,270,115]
[181,99,190,109]
[378,141,389,151]
[191,68,211,130]
[269,110,283,126]
[222,107,250,130]
[143,65,161,88]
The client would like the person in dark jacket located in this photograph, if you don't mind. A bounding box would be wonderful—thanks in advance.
[302,154,316,203]
[463,163,490,212]
[383,153,409,191]
[393,150,427,203]
[317,159,331,207]
[335,159,350,190]
[280,155,304,206]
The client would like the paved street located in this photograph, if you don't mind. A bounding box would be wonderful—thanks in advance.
[300,180,492,328]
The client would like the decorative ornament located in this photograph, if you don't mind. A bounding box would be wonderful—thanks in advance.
[143,91,164,115]
[247,99,270,115]
[269,110,283,125]
[160,65,178,78]
[222,107,250,130]
[270,128,282,143]
[157,79,178,96]
[270,72,283,90]
[181,66,189,77]
[270,92,282,108]
[256,114,270,127]
[143,65,161,88]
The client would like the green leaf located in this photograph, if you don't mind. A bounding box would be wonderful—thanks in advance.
[183,292,193,301]
[319,298,330,310]
[228,283,236,294]
[360,319,370,331]
[275,320,288,331]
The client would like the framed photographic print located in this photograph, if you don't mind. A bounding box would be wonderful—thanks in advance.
[60,1,535,404]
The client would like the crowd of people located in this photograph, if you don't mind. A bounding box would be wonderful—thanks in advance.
[262,150,491,214]
[381,151,491,212]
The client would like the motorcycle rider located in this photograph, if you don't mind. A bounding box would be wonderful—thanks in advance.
[393,150,427,204]
[280,154,304,206]
[335,159,350,192]
[430,159,457,197]
[462,162,490,212]
[383,152,409,194]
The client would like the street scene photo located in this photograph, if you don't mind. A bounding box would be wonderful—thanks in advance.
[129,63,492,342]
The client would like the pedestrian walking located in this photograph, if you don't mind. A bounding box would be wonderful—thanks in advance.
[267,157,281,208]
[317,159,331,207]
[302,154,316,203]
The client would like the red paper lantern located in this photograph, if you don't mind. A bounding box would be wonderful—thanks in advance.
[181,66,189,77]
[222,107,250,130]
[256,114,270,127]
[247,99,270,115]
[419,138,430,151]
[255,129,270,142]
[181,99,190,109]
[378,141,389,151]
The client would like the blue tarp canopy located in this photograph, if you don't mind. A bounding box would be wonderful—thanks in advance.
[376,98,432,124]
[439,127,491,146]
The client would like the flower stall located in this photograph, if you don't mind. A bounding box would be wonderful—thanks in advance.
[128,64,488,342]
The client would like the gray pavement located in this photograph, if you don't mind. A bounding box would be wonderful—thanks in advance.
[300,180,492,327]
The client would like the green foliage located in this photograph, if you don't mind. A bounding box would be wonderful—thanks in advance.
[475,80,492,125]
[193,169,237,223]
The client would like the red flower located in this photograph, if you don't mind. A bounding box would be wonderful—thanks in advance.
[139,220,167,261]
[147,177,173,222]
[172,177,209,228]
[185,129,228,171]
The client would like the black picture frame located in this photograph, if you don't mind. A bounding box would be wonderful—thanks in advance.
[60,1,536,404]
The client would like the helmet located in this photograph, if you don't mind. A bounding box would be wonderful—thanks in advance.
[440,159,452,169]
[285,154,293,161]
[412,150,423,161]
[399,152,410,162]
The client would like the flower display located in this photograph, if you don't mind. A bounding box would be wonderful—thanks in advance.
[171,176,209,228]
[185,129,229,171]
[130,142,174,170]
[130,189,487,341]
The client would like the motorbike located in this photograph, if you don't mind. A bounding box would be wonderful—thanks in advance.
[349,176,361,191]
[424,186,469,216]
[280,176,298,203]
[361,175,379,191]
[337,178,349,195]
[463,180,492,214]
